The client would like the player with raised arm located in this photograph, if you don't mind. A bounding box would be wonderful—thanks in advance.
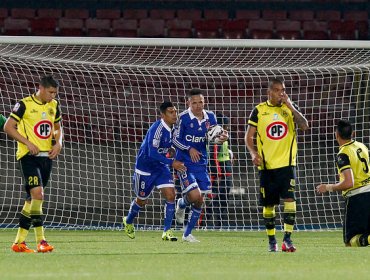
[316,120,370,247]
[245,78,309,252]
[4,75,63,253]
[122,101,186,241]
[174,88,228,242]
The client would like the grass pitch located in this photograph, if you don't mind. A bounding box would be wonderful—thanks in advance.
[1,229,369,280]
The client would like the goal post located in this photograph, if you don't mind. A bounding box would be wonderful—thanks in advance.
[0,37,369,231]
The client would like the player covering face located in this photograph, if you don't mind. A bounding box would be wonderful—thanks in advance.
[123,101,186,241]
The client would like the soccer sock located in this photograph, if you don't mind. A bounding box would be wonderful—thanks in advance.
[178,196,190,209]
[350,234,370,247]
[14,201,32,244]
[283,201,296,240]
[184,206,202,237]
[163,201,175,232]
[126,200,142,224]
[30,199,45,243]
[263,206,276,242]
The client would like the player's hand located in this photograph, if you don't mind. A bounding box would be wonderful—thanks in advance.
[316,184,329,194]
[48,143,62,159]
[282,92,293,107]
[217,130,229,143]
[189,147,202,163]
[172,160,187,172]
[27,141,40,155]
[251,153,262,166]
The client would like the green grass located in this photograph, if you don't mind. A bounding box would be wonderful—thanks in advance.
[1,229,369,280]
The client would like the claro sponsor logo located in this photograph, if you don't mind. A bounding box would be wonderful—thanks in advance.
[185,135,206,143]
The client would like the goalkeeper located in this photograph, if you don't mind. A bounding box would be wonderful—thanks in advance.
[122,101,186,241]
[316,119,370,247]
[5,75,63,253]
[245,78,308,252]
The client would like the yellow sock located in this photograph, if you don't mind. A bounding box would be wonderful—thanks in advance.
[283,201,296,233]
[34,226,45,243]
[14,201,32,244]
[30,199,43,216]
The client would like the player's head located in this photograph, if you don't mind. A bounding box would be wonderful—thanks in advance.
[267,78,286,106]
[38,75,59,103]
[159,101,177,126]
[187,88,205,116]
[336,119,353,141]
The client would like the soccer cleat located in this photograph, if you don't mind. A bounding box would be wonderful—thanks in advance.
[282,239,296,252]
[37,240,54,253]
[162,229,178,241]
[182,234,200,243]
[123,216,135,239]
[268,241,278,252]
[175,199,185,224]
[11,242,35,253]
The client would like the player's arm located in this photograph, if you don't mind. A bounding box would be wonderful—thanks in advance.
[282,93,309,131]
[173,119,201,162]
[48,121,63,159]
[245,108,262,166]
[316,153,354,193]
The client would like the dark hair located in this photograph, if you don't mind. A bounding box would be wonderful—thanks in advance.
[159,101,175,113]
[188,88,202,99]
[268,78,284,89]
[336,119,352,140]
[40,75,59,88]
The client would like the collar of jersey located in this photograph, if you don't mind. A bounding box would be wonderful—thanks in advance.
[31,94,46,105]
[266,100,282,107]
[188,108,209,122]
[339,139,355,149]
[160,119,172,132]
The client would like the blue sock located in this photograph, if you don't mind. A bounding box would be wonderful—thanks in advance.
[184,206,202,237]
[178,196,190,209]
[126,200,142,224]
[163,201,175,232]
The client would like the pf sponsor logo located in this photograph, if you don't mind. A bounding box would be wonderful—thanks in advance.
[34,120,52,139]
[266,121,288,140]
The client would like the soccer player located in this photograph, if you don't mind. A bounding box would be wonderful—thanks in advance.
[174,88,228,242]
[4,75,63,253]
[122,101,186,241]
[316,119,370,247]
[245,78,309,252]
[0,113,6,130]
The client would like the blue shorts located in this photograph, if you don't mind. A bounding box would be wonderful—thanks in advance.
[133,167,174,200]
[177,169,211,194]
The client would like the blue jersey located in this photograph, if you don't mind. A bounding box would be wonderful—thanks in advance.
[135,119,174,174]
[173,109,217,172]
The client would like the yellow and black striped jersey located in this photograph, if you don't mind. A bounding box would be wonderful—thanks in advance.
[10,94,61,160]
[336,140,370,196]
[248,100,299,170]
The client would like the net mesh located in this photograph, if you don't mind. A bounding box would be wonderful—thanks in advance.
[0,39,369,230]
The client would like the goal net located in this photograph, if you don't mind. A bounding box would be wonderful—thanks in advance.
[0,37,369,231]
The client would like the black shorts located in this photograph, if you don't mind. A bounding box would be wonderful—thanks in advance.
[19,155,53,199]
[343,192,370,244]
[259,166,296,206]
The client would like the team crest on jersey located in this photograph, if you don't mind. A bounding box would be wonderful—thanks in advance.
[266,121,288,140]
[34,120,53,139]
[42,112,47,119]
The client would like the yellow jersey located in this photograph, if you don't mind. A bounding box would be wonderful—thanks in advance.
[336,140,370,197]
[248,100,298,170]
[10,94,61,160]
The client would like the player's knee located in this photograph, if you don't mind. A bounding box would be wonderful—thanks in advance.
[135,198,147,207]
[162,189,176,202]
[30,187,44,200]
[263,206,275,218]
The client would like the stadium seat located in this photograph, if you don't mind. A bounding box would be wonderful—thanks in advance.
[316,10,341,21]
[0,8,8,19]
[85,18,111,37]
[177,9,202,20]
[37,8,62,19]
[139,18,165,37]
[204,9,229,20]
[275,20,301,40]
[30,18,57,36]
[343,11,369,40]
[166,19,193,38]
[222,19,247,39]
[112,19,137,37]
[58,18,84,36]
[248,20,274,39]
[149,9,176,20]
[64,9,89,19]
[262,10,287,20]
[194,20,220,38]
[96,9,121,19]
[302,21,329,40]
[289,10,314,21]
[10,8,35,19]
[329,20,356,40]
[3,18,30,36]
[235,10,260,20]
[122,9,148,19]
